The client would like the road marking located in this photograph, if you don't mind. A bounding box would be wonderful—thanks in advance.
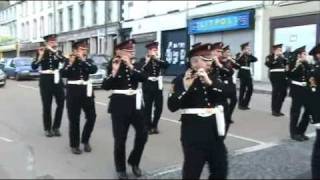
[17,84,39,91]
[160,117,267,145]
[233,142,278,156]
[95,101,108,106]
[307,132,316,138]
[0,136,13,142]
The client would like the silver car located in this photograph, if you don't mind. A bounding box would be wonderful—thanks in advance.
[88,55,109,88]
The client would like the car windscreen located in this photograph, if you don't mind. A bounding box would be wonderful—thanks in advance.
[15,58,32,67]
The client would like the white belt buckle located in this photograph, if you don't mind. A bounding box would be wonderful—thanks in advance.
[224,80,229,84]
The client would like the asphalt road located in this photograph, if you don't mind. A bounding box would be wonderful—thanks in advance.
[0,79,316,179]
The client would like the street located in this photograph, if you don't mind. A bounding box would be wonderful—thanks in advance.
[0,79,316,179]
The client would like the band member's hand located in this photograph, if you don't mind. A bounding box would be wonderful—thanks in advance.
[112,59,121,77]
[37,48,45,61]
[68,54,75,64]
[145,55,151,64]
[310,77,317,87]
[214,57,223,68]
[183,69,196,89]
[197,68,213,86]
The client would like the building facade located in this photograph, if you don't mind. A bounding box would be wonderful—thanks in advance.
[1,0,121,58]
[121,0,318,81]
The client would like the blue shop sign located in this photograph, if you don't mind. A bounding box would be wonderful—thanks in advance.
[188,10,254,34]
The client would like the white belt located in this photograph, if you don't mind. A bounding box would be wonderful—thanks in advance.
[67,80,93,97]
[315,123,320,129]
[270,69,285,73]
[240,66,250,70]
[40,69,60,84]
[148,76,163,90]
[112,89,143,110]
[224,80,229,84]
[181,106,225,136]
[291,80,307,87]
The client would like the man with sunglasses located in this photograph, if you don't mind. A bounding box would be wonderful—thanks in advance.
[31,34,66,137]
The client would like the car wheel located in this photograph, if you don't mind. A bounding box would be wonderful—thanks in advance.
[15,74,21,81]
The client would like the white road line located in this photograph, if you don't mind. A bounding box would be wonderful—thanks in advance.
[307,132,316,138]
[0,137,13,142]
[161,117,267,145]
[95,101,108,106]
[17,84,39,91]
[233,142,278,156]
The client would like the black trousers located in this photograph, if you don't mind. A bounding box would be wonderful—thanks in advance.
[66,86,96,148]
[143,87,163,130]
[182,142,228,179]
[111,110,148,172]
[224,84,237,124]
[290,86,311,137]
[312,129,320,179]
[270,78,288,113]
[39,75,65,131]
[239,78,253,107]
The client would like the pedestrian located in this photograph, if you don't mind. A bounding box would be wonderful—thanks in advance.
[288,46,312,142]
[220,45,240,132]
[102,39,148,179]
[308,44,320,179]
[265,44,289,117]
[31,34,66,137]
[168,43,228,179]
[61,39,97,154]
[139,41,169,135]
[236,42,258,110]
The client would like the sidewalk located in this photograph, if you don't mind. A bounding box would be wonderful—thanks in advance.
[163,76,272,94]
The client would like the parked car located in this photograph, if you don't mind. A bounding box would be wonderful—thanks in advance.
[4,57,39,81]
[0,69,6,87]
[88,54,110,88]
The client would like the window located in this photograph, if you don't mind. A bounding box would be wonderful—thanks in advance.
[40,1,43,11]
[48,1,52,8]
[33,19,37,40]
[48,13,53,34]
[79,3,85,27]
[58,1,63,5]
[107,7,112,21]
[68,6,73,30]
[40,16,44,37]
[24,2,28,16]
[92,0,97,25]
[32,1,36,13]
[21,23,25,40]
[26,21,30,41]
[58,9,63,32]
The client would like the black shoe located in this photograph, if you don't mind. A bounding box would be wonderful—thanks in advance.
[279,112,285,116]
[301,135,310,141]
[272,112,281,117]
[83,143,92,152]
[152,128,160,134]
[129,165,142,177]
[238,105,245,110]
[117,171,128,179]
[52,129,61,137]
[243,106,250,110]
[148,129,154,135]
[45,130,54,137]
[71,147,82,155]
[291,135,305,142]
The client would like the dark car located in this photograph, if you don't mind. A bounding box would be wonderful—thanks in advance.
[4,57,39,81]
